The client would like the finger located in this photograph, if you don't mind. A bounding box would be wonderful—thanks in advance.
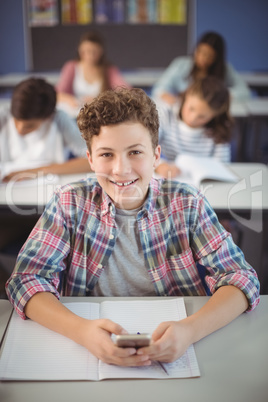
[100,319,128,336]
[112,353,152,367]
[151,322,170,342]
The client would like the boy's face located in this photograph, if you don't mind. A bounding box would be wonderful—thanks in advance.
[14,118,44,136]
[87,122,161,210]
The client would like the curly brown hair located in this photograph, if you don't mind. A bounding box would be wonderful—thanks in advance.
[77,88,159,152]
[179,76,233,144]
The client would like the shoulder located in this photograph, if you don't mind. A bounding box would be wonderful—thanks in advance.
[224,62,237,75]
[0,106,11,129]
[152,178,204,207]
[53,109,72,123]
[107,65,121,78]
[157,102,178,126]
[57,178,102,201]
[61,60,78,73]
[168,56,193,69]
[107,65,119,73]
[52,178,103,212]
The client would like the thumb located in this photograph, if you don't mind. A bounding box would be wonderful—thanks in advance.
[152,322,169,342]
[101,319,128,336]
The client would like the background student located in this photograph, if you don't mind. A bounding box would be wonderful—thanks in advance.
[55,30,131,113]
[151,31,251,105]
[6,88,259,367]
[155,76,233,179]
[0,77,90,182]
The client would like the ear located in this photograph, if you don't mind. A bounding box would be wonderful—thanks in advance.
[86,150,95,171]
[153,145,161,168]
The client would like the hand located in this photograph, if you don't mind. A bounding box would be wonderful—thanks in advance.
[160,93,179,105]
[155,162,181,179]
[79,318,151,367]
[80,95,94,105]
[65,95,80,108]
[2,170,37,183]
[137,319,192,363]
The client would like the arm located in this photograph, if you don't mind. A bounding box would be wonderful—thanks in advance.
[159,92,180,105]
[213,142,231,163]
[55,60,76,95]
[54,109,86,157]
[24,292,150,367]
[151,57,191,100]
[154,161,180,178]
[56,61,79,107]
[139,193,259,362]
[139,285,248,362]
[108,66,132,89]
[2,157,92,182]
[6,191,150,367]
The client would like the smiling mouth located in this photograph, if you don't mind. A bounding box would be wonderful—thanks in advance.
[110,179,138,187]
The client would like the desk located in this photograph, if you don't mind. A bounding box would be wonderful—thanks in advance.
[1,70,268,95]
[0,164,267,216]
[0,69,164,93]
[240,72,268,96]
[0,164,267,292]
[244,98,268,163]
[0,72,59,91]
[0,295,267,402]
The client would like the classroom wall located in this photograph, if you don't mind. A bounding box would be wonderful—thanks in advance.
[196,0,268,72]
[0,0,25,74]
[0,0,268,74]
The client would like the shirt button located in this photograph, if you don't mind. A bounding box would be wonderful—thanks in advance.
[109,234,114,240]
[97,264,102,269]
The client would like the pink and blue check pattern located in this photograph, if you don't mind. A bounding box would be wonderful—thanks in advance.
[6,178,260,319]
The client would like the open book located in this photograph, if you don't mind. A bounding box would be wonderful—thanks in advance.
[0,298,200,381]
[174,154,238,188]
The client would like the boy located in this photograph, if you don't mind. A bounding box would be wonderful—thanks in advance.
[6,88,259,367]
[0,77,90,182]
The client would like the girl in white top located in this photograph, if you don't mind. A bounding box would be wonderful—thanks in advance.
[56,30,130,114]
[155,76,233,178]
[0,78,90,182]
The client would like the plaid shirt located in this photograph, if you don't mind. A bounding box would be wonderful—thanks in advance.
[6,178,260,319]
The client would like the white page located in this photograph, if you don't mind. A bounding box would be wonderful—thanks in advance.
[175,154,238,188]
[0,299,200,381]
[99,298,200,379]
[0,302,100,381]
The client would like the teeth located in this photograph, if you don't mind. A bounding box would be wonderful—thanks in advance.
[112,179,136,186]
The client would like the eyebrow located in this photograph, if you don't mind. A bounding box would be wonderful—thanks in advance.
[96,144,146,152]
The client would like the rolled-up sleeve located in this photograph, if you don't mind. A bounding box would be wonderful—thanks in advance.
[189,192,260,311]
[6,192,71,319]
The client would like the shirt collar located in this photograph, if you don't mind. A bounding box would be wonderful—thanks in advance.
[99,177,160,221]
[137,177,159,221]
[100,190,115,217]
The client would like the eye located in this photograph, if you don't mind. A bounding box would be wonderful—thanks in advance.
[129,150,141,156]
[100,153,113,158]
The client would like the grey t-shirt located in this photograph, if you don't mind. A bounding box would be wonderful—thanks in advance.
[90,207,156,297]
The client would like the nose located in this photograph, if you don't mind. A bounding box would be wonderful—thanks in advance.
[187,111,197,126]
[112,155,131,176]
[16,122,26,135]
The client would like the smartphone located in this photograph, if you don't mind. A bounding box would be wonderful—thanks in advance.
[115,333,151,349]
